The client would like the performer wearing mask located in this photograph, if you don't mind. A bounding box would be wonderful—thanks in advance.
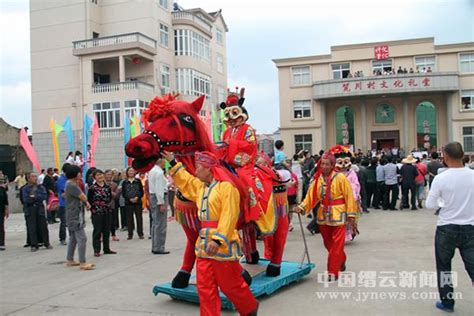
[295,151,357,281]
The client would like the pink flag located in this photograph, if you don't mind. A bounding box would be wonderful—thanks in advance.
[90,116,99,167]
[205,107,212,139]
[19,128,41,173]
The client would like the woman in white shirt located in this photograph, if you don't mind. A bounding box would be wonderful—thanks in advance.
[74,151,84,169]
[66,152,75,165]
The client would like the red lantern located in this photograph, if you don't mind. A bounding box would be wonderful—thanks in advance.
[132,57,141,65]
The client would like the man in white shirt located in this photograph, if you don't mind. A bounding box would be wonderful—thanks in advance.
[37,169,46,185]
[148,158,169,255]
[426,142,474,313]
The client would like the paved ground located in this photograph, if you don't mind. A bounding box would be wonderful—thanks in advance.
[1,207,472,316]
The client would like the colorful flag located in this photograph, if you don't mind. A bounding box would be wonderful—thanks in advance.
[124,114,131,168]
[130,113,137,139]
[211,108,219,142]
[204,106,212,140]
[62,116,74,153]
[90,116,99,167]
[49,118,63,170]
[82,114,93,182]
[19,128,41,173]
[220,109,226,140]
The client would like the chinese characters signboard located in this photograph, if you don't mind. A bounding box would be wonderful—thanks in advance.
[342,77,431,93]
[336,106,354,146]
[374,45,389,60]
[416,102,437,151]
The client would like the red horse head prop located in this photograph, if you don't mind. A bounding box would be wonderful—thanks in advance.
[125,94,214,172]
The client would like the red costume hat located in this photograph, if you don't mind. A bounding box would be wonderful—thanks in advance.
[328,145,353,172]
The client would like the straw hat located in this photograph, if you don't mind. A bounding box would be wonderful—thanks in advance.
[402,155,417,164]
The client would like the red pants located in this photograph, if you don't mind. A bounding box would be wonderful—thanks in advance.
[263,215,289,265]
[181,225,198,272]
[318,224,346,277]
[196,258,258,316]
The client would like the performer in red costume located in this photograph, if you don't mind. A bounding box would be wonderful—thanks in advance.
[220,88,260,222]
[164,150,258,316]
[219,88,263,264]
[255,151,290,277]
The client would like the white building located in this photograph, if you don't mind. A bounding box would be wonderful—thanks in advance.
[30,0,229,169]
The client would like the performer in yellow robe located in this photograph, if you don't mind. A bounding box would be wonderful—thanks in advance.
[296,152,357,280]
[164,150,258,316]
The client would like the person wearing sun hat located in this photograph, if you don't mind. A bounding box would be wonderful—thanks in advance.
[399,155,419,210]
[163,150,258,316]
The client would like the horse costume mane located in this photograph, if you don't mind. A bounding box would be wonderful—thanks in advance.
[125,94,215,173]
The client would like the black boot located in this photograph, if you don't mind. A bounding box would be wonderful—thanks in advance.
[247,302,259,316]
[241,269,252,286]
[247,250,260,265]
[266,264,281,277]
[171,270,191,289]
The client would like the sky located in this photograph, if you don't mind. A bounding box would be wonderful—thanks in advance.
[1,0,473,134]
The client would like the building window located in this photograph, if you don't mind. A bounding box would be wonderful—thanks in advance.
[415,56,436,72]
[159,0,168,9]
[174,29,211,62]
[292,66,310,85]
[460,53,474,73]
[216,54,224,73]
[372,60,392,75]
[335,105,354,146]
[159,23,169,47]
[91,0,98,4]
[416,101,437,151]
[216,28,223,45]
[375,104,395,124]
[160,64,170,93]
[331,63,350,79]
[93,102,120,129]
[294,134,312,153]
[462,90,474,110]
[176,68,211,99]
[125,100,148,120]
[293,100,311,119]
[463,127,474,152]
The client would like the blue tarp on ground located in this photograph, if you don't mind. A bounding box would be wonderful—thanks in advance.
[153,260,315,310]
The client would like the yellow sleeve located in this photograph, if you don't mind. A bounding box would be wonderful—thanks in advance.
[212,182,240,245]
[339,174,357,217]
[169,162,203,203]
[298,179,320,215]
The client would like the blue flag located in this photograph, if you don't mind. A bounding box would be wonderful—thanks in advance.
[62,116,74,153]
[82,114,93,182]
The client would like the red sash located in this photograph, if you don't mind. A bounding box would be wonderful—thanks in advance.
[201,221,218,229]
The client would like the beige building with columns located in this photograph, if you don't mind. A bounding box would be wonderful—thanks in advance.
[30,0,228,169]
[273,37,474,156]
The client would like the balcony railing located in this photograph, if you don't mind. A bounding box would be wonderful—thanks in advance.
[92,81,154,94]
[73,32,157,50]
[172,11,213,34]
[99,128,124,139]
